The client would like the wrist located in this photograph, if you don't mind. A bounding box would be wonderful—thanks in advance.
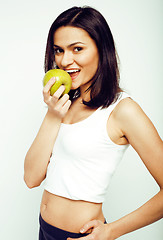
[46,109,62,122]
[44,110,62,132]
[109,220,127,240]
[104,223,115,240]
[105,222,122,240]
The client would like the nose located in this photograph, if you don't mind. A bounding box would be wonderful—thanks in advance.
[61,51,74,68]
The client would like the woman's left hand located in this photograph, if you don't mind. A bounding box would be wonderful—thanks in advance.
[67,220,113,240]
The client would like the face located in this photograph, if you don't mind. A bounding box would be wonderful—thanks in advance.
[53,26,99,92]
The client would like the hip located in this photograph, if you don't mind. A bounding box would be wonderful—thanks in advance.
[39,214,89,240]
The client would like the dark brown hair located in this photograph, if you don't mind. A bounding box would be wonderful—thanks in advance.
[44,6,122,108]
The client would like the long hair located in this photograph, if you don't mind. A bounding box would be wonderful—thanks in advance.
[44,6,122,108]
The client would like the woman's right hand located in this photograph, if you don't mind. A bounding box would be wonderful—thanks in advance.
[43,77,71,119]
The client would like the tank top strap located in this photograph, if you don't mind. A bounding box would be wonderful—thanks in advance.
[111,92,131,110]
[98,92,131,125]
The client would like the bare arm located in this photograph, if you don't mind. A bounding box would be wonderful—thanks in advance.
[24,77,71,188]
[109,98,163,239]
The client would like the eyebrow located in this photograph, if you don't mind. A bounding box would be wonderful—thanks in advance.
[53,41,86,48]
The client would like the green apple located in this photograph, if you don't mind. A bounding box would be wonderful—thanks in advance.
[43,69,72,96]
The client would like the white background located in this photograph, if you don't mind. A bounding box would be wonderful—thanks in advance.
[0,0,162,239]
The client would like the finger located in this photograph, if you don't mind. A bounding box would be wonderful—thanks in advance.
[43,77,56,101]
[52,85,65,99]
[62,99,71,113]
[56,93,70,107]
[43,77,56,93]
[52,94,71,115]
[80,220,98,234]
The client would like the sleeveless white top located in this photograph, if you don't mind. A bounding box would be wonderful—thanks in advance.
[44,92,130,203]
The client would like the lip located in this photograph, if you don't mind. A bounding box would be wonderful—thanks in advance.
[69,71,80,81]
[64,68,80,81]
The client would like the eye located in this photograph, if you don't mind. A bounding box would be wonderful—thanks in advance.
[54,48,63,54]
[74,47,83,52]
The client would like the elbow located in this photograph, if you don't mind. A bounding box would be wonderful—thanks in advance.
[24,174,41,189]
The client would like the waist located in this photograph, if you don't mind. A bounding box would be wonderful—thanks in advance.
[40,190,105,233]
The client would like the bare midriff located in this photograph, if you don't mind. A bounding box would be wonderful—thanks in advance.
[40,190,105,233]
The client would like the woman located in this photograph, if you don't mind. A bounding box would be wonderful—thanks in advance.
[24,6,163,240]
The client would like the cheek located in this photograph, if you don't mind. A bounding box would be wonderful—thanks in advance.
[78,53,99,70]
[86,50,98,68]
[55,56,60,66]
[84,56,99,74]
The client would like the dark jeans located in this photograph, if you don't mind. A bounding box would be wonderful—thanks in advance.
[39,214,107,240]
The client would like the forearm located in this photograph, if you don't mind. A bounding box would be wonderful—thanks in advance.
[109,188,163,239]
[24,110,61,188]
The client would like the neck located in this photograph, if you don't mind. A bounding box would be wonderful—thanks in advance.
[79,81,92,102]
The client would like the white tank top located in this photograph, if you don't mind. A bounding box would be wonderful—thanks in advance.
[44,92,130,203]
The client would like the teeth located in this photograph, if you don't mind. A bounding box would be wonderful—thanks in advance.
[66,69,80,74]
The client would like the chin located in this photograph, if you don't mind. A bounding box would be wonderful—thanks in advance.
[71,83,79,90]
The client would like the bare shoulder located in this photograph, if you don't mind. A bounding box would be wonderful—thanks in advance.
[112,97,148,125]
[112,96,161,144]
[114,97,143,116]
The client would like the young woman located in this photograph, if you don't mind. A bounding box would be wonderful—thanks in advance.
[24,6,163,240]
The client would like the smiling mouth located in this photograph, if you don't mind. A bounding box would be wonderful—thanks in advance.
[65,69,80,80]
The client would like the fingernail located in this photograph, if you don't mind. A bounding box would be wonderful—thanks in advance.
[80,228,84,233]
